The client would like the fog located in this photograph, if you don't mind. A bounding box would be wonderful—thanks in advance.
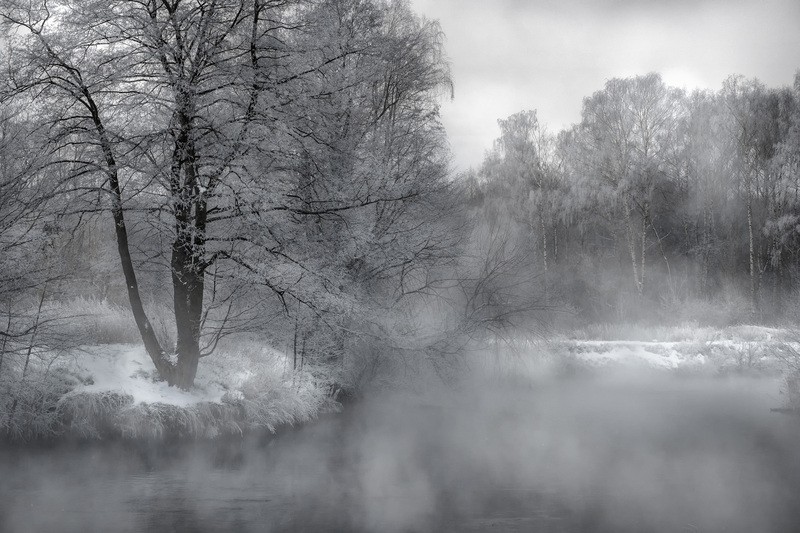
[3,0,800,530]
[3,363,799,533]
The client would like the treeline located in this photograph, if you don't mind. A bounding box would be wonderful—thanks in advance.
[466,72,800,326]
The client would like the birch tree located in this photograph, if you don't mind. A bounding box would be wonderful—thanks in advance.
[480,110,559,275]
[573,73,685,296]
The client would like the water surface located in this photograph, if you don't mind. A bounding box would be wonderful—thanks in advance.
[2,373,799,532]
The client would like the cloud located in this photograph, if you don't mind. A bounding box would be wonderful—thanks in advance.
[412,0,800,170]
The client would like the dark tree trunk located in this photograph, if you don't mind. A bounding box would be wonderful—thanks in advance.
[168,90,207,390]
[85,89,175,381]
[171,239,205,389]
[109,187,174,381]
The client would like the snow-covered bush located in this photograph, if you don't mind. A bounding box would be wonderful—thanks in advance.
[44,297,179,347]
[57,391,136,438]
[50,297,141,345]
[774,332,800,409]
[0,360,78,440]
[0,340,336,441]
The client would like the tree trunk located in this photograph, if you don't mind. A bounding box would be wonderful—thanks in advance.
[774,239,783,316]
[640,204,647,297]
[540,212,548,274]
[86,92,173,380]
[0,308,11,375]
[701,199,712,295]
[110,188,172,377]
[747,199,757,314]
[293,316,299,370]
[539,213,548,303]
[171,251,204,389]
[169,89,207,390]
[623,199,643,295]
[553,223,558,262]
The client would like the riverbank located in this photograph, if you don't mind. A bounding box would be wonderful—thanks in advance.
[482,324,794,374]
[2,324,798,442]
[3,370,799,532]
[0,343,337,441]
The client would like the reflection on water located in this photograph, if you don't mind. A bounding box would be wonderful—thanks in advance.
[2,374,800,532]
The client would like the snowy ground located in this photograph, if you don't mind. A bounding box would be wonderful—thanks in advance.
[59,344,266,407]
[558,324,793,372]
[4,324,798,440]
[472,325,798,385]
[0,339,333,440]
[51,325,799,408]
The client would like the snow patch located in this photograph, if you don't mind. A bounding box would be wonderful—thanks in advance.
[64,345,245,407]
[559,334,786,372]
[570,342,687,369]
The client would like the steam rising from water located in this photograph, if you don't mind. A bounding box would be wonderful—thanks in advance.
[2,369,800,532]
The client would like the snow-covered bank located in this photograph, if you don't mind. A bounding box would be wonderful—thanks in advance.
[0,343,336,441]
[65,345,229,406]
[499,325,789,373]
[555,324,795,374]
[4,324,800,441]
[473,324,798,391]
[555,338,790,373]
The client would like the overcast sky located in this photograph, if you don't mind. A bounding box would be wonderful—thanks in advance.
[409,0,800,171]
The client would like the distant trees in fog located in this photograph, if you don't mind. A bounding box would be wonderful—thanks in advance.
[470,72,800,323]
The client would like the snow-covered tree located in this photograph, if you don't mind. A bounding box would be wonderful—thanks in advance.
[1,0,455,388]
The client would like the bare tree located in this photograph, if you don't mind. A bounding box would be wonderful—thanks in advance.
[570,73,686,297]
[1,0,455,388]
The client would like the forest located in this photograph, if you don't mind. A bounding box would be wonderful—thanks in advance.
[0,0,800,438]
[467,72,800,327]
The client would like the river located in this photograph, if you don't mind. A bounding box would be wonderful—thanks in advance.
[2,372,800,532]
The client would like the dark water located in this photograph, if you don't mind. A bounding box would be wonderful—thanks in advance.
[2,373,800,532]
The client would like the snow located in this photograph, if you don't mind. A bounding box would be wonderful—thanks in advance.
[520,323,800,373]
[56,325,793,408]
[566,341,703,369]
[62,344,260,407]
[554,330,795,373]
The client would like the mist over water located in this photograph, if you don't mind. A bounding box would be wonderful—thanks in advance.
[2,367,799,533]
